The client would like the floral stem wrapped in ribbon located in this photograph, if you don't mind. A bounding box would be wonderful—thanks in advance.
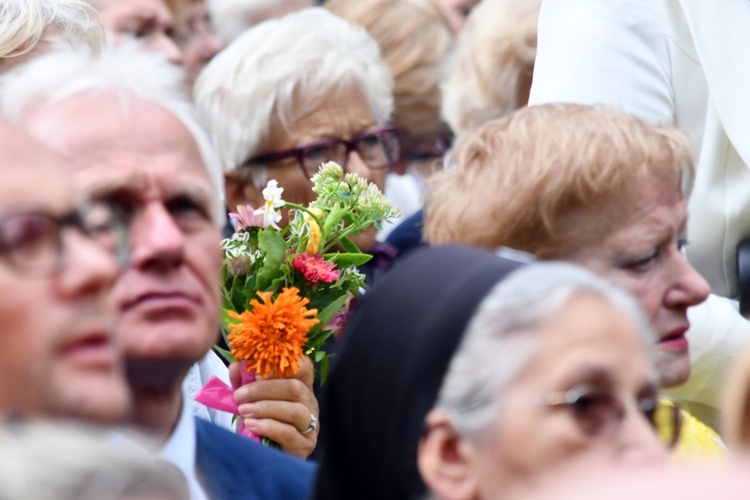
[196,162,400,440]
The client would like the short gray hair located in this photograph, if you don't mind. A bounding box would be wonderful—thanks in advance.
[435,262,656,437]
[0,420,189,499]
[0,0,103,60]
[0,43,225,222]
[194,7,394,175]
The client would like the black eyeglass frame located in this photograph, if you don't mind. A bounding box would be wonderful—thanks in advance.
[0,201,128,279]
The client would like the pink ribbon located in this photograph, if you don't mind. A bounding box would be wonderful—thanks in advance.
[195,361,260,441]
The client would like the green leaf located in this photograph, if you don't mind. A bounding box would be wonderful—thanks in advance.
[304,326,333,354]
[315,293,349,326]
[230,273,252,311]
[221,288,235,312]
[220,262,228,283]
[338,236,360,254]
[221,307,242,330]
[220,324,234,347]
[319,355,330,385]
[327,252,372,268]
[214,345,235,364]
[314,350,326,363]
[238,274,258,306]
[308,290,341,313]
[256,230,287,290]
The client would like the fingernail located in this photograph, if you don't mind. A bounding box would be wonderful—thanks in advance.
[238,403,255,416]
[244,418,258,429]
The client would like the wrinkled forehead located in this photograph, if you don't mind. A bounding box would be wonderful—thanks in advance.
[0,121,72,212]
[530,294,656,385]
[17,91,220,220]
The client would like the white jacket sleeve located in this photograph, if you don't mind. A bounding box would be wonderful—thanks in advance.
[530,0,674,125]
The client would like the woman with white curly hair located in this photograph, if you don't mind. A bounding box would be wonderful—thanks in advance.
[195,7,398,256]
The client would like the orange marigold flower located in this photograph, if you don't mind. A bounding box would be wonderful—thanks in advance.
[228,287,319,378]
[292,252,340,286]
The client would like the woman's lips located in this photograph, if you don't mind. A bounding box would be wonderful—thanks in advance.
[59,332,118,369]
[659,325,689,352]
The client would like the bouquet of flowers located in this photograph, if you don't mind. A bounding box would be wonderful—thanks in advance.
[196,162,400,439]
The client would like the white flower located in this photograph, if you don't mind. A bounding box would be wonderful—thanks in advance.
[253,180,286,230]
[221,232,253,259]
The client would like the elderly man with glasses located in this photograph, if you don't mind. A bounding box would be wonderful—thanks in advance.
[0,118,130,424]
[0,45,316,499]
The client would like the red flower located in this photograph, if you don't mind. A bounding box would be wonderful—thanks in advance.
[292,252,340,286]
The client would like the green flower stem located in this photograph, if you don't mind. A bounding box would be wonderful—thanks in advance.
[320,225,364,254]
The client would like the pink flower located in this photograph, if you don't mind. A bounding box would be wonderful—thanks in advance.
[328,295,357,341]
[292,252,340,287]
[229,205,267,231]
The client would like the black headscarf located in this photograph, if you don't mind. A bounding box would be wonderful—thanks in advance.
[314,245,525,500]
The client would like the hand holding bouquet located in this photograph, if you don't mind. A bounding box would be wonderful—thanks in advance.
[196,162,400,441]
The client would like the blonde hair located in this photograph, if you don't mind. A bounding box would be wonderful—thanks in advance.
[442,0,541,137]
[327,0,453,142]
[424,104,694,256]
[0,0,102,61]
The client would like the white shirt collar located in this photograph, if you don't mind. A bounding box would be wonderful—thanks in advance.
[159,395,209,500]
[183,354,235,431]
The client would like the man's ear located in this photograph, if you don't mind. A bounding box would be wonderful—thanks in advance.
[418,409,480,500]
[224,172,264,213]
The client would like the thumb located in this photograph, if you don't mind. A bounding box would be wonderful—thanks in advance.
[229,361,242,390]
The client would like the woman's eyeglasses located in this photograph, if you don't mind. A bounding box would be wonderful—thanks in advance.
[0,201,128,278]
[501,385,682,448]
[239,126,400,178]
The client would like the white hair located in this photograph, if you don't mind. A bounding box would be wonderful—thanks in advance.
[194,7,394,176]
[0,43,225,222]
[0,420,188,499]
[435,262,656,437]
[0,0,103,60]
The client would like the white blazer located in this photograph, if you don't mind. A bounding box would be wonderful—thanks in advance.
[530,0,750,416]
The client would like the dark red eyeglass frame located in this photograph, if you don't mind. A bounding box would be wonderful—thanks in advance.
[239,126,400,178]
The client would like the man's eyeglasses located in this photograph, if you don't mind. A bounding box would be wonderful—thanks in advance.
[500,385,682,448]
[239,126,400,178]
[0,201,128,278]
